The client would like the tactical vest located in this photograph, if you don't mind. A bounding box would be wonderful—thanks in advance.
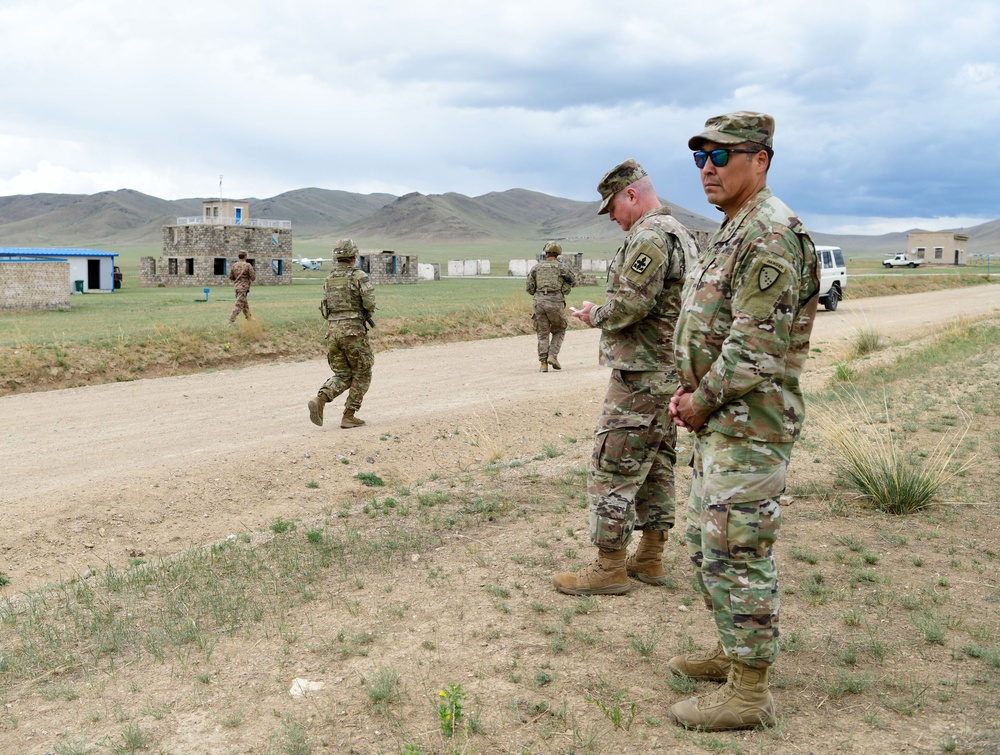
[324,268,362,320]
[534,260,563,294]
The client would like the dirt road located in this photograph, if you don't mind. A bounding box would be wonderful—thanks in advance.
[2,285,997,590]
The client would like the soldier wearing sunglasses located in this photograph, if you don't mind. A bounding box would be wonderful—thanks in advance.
[668,112,820,731]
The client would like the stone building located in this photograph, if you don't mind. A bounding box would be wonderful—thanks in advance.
[0,247,119,306]
[0,253,72,311]
[359,250,419,284]
[907,231,968,266]
[141,199,294,286]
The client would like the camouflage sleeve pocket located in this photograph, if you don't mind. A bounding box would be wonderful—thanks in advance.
[592,413,655,475]
[733,254,792,321]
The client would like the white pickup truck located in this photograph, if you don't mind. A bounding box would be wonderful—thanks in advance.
[883,253,923,268]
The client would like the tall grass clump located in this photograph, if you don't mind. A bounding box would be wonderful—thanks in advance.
[812,392,974,514]
[849,322,885,358]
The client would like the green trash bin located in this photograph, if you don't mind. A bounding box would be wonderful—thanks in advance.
[74,280,84,294]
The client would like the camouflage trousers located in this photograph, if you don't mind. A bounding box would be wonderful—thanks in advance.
[684,430,791,668]
[533,297,567,360]
[229,287,251,322]
[319,322,374,413]
[588,369,677,551]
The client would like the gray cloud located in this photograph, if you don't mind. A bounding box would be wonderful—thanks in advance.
[0,0,997,233]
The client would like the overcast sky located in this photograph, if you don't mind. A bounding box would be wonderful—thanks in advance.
[1,0,998,235]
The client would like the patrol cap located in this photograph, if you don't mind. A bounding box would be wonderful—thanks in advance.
[542,241,562,256]
[333,238,359,260]
[596,159,647,215]
[688,111,775,151]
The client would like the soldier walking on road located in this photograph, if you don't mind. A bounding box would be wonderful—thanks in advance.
[667,112,820,731]
[227,251,256,324]
[308,239,376,429]
[551,159,698,597]
[526,241,576,372]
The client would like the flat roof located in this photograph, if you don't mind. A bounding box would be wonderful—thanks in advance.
[0,247,118,258]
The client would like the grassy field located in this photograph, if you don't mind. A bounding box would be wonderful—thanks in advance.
[1,271,995,396]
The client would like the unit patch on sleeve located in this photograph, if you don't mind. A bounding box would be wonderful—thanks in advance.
[734,255,792,321]
[758,264,782,291]
[620,233,666,287]
[631,254,652,275]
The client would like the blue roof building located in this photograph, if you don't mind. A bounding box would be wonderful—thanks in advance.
[0,248,119,294]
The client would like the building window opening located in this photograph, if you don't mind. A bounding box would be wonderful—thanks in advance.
[272,259,283,275]
[934,247,944,260]
[168,258,178,275]
[214,257,227,275]
[185,258,195,275]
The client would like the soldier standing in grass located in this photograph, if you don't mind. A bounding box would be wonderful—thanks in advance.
[227,251,256,324]
[526,241,576,372]
[551,158,698,597]
[667,112,820,731]
[308,239,376,429]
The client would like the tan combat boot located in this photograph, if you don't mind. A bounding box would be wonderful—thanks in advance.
[539,359,548,372]
[669,661,775,731]
[547,355,561,370]
[666,641,731,681]
[625,530,669,585]
[552,549,630,596]
[308,394,328,427]
[341,410,366,429]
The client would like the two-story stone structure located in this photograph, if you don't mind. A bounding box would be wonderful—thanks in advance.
[141,200,294,286]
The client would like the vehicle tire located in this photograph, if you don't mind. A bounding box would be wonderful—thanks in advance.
[908,262,917,268]
[825,287,840,311]
[884,262,892,268]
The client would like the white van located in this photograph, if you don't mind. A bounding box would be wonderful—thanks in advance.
[815,245,847,311]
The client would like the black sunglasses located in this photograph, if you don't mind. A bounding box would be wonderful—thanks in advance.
[693,148,761,169]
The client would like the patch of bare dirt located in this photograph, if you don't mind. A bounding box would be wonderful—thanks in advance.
[0,285,998,753]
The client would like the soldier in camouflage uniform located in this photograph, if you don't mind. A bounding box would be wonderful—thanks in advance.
[526,241,576,372]
[667,112,820,731]
[227,251,256,323]
[551,159,698,597]
[308,239,377,430]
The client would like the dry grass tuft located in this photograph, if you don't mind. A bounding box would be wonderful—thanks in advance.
[812,391,975,514]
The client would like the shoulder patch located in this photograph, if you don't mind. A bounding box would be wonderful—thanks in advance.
[758,263,782,291]
[621,234,666,287]
[734,255,793,320]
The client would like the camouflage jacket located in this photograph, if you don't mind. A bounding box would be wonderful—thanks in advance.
[323,263,376,323]
[526,259,575,300]
[590,207,696,372]
[674,187,820,442]
[228,260,256,293]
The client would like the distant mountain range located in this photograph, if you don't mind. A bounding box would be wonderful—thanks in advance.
[1,187,998,254]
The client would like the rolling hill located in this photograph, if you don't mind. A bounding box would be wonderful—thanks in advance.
[1,187,997,256]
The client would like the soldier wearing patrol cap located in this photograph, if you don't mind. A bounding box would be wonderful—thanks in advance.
[308,239,377,429]
[667,112,820,731]
[551,159,698,598]
[525,240,576,371]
